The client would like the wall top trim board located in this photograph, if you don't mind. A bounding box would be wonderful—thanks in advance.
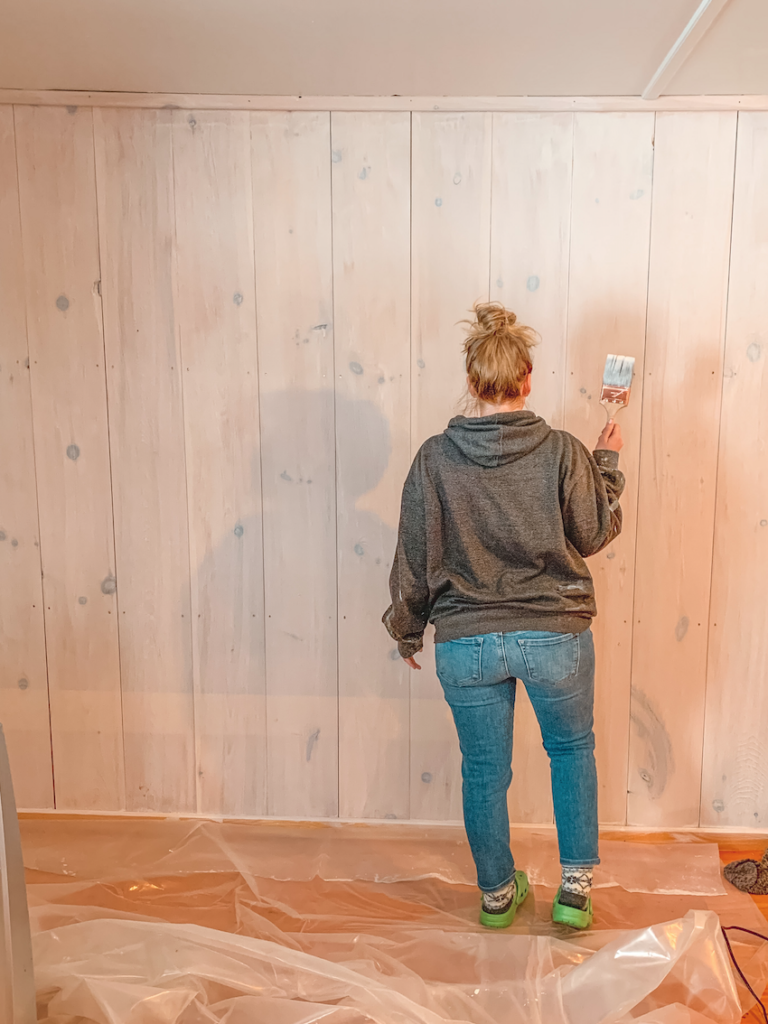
[1,91,768,113]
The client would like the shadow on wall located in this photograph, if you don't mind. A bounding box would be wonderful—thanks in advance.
[190,385,399,696]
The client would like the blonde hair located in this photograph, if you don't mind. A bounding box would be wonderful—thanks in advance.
[461,301,537,407]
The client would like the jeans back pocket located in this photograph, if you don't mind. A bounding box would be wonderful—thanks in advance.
[435,636,484,686]
[517,632,580,684]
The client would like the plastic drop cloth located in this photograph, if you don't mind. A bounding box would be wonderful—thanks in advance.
[19,817,768,1024]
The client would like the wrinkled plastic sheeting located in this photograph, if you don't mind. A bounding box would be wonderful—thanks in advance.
[19,818,727,895]
[19,818,768,1024]
[32,911,746,1024]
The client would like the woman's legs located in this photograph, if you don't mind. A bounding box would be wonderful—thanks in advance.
[435,636,516,892]
[514,629,599,872]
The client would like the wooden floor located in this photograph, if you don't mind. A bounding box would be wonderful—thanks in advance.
[602,830,768,1023]
[715,837,768,1023]
[19,816,768,1021]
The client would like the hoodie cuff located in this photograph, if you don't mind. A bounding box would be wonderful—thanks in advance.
[398,637,424,660]
[593,449,620,470]
[383,605,424,660]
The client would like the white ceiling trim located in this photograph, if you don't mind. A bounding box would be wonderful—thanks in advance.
[642,0,733,100]
[0,90,767,112]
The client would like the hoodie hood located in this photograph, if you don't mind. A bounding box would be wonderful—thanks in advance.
[444,410,552,468]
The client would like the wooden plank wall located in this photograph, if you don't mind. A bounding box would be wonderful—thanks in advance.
[2,104,767,829]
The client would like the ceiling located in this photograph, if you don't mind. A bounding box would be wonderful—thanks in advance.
[0,0,766,97]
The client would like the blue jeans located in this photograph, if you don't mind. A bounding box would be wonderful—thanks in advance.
[435,629,599,892]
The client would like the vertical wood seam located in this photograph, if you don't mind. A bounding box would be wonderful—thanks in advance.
[328,111,341,820]
[90,107,127,810]
[697,110,740,826]
[624,111,658,827]
[9,104,56,807]
[249,113,271,816]
[169,113,199,814]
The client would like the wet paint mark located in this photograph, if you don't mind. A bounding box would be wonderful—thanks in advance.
[101,576,117,595]
[389,649,400,660]
[417,359,426,369]
[280,471,292,482]
[0,532,5,541]
[358,166,370,180]
[435,198,442,207]
[11,539,17,547]
[349,361,363,375]
[66,444,80,461]
[233,293,243,306]
[630,685,674,799]
[747,342,762,363]
[312,324,328,333]
[712,799,725,813]
[580,387,587,394]
[332,150,342,163]
[496,279,503,289]
[17,678,28,690]
[78,596,88,605]
[306,728,320,761]
[378,376,385,384]
[354,543,364,556]
[526,275,540,292]
[234,524,244,537]
[56,295,70,312]
[630,189,645,200]
[607,551,616,560]
[66,105,78,115]
[385,813,397,819]
[453,173,462,185]
[187,115,197,129]
[675,616,689,642]
[421,772,432,783]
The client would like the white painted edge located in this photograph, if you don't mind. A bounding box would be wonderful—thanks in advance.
[17,808,768,835]
[642,0,733,100]
[0,89,767,112]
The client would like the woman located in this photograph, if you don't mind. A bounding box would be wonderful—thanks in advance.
[383,302,624,930]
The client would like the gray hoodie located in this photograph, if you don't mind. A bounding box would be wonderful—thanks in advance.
[383,410,625,658]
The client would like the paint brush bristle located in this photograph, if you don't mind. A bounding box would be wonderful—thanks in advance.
[600,354,635,417]
[602,354,635,389]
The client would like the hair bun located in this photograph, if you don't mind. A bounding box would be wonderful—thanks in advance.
[474,302,517,332]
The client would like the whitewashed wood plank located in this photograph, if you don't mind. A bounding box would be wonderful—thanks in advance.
[491,113,574,429]
[0,108,52,808]
[251,112,338,817]
[490,112,575,826]
[409,112,492,821]
[172,110,266,817]
[332,112,412,819]
[701,113,768,827]
[15,105,123,810]
[628,111,736,826]
[2,91,768,113]
[565,112,655,825]
[94,108,196,813]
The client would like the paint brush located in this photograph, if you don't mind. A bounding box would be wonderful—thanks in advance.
[600,354,635,422]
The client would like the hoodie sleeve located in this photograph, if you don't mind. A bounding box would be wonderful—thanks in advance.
[560,439,626,557]
[382,452,430,659]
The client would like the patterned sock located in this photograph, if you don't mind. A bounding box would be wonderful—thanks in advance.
[559,867,593,912]
[482,878,517,914]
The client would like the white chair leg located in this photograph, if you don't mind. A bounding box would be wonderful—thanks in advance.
[0,723,36,1023]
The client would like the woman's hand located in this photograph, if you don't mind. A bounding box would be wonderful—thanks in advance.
[404,656,421,670]
[596,421,624,452]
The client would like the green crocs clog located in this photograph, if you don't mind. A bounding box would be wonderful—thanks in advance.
[552,886,593,929]
[479,870,530,929]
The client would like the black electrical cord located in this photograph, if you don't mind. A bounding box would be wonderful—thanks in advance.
[722,925,768,1024]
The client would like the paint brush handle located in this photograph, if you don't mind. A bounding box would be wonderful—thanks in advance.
[601,400,627,423]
